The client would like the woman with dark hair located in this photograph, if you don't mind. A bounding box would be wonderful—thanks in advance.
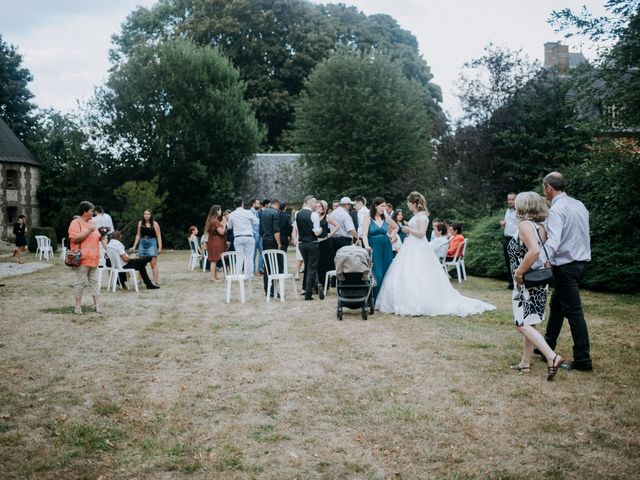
[132,209,162,284]
[392,209,408,243]
[13,214,28,264]
[362,197,397,300]
[68,201,107,314]
[376,192,495,317]
[204,205,226,282]
[315,200,339,294]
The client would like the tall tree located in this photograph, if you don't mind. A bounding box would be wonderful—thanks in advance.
[293,50,433,203]
[0,34,35,141]
[112,0,443,149]
[92,39,261,244]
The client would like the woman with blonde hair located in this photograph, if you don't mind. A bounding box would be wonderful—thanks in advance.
[376,192,495,317]
[508,191,563,381]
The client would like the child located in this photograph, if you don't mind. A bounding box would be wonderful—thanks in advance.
[188,225,201,255]
[13,214,28,264]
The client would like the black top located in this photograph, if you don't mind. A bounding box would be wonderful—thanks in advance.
[13,222,26,237]
[140,224,156,238]
[296,208,317,243]
[260,207,280,240]
[350,209,359,232]
[319,216,330,239]
[279,211,292,243]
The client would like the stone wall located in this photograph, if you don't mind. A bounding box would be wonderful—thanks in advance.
[0,163,40,239]
[240,153,309,204]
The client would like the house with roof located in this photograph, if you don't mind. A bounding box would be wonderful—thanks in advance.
[0,117,40,239]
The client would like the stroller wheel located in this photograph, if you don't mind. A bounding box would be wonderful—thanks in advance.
[369,297,375,314]
[362,306,368,320]
[337,307,343,321]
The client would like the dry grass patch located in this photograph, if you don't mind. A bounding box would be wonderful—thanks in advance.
[1,252,639,479]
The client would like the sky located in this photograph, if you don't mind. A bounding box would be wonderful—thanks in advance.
[0,0,608,120]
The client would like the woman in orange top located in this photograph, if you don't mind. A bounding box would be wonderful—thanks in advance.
[446,223,465,260]
[204,205,227,282]
[68,201,107,315]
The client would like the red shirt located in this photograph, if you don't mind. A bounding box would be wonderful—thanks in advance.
[447,234,465,258]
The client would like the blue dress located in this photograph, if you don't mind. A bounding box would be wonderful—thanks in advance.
[368,219,394,300]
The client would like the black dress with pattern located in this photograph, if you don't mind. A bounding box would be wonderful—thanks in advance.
[507,223,548,326]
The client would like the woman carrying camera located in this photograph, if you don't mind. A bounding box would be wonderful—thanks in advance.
[68,201,107,315]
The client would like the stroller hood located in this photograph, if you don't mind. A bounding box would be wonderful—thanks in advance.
[335,245,372,281]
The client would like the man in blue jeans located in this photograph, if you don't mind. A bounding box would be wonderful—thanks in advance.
[227,197,259,279]
[250,198,263,275]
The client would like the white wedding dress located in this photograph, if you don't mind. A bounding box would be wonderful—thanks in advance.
[375,213,496,317]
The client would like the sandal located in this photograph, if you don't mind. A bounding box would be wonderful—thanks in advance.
[547,355,563,381]
[510,364,531,374]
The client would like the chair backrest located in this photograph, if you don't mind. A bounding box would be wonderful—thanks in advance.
[99,244,107,267]
[106,246,125,270]
[188,238,198,253]
[62,238,66,248]
[36,235,49,248]
[461,238,468,258]
[435,240,449,261]
[262,249,288,276]
[221,251,245,277]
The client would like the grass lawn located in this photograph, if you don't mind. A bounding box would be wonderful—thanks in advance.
[1,250,638,479]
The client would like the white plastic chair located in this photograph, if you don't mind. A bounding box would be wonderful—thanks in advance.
[105,246,139,293]
[201,249,209,272]
[324,269,337,297]
[97,243,109,291]
[434,240,450,273]
[35,235,53,261]
[187,239,202,271]
[444,239,468,283]
[221,251,252,303]
[60,238,68,261]
[262,249,297,303]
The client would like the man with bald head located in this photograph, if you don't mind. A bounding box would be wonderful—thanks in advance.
[537,172,592,371]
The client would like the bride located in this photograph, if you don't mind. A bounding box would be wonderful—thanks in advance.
[376,192,496,317]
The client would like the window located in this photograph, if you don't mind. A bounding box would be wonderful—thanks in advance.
[7,206,17,224]
[6,169,18,189]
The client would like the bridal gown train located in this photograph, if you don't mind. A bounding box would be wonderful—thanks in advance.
[375,214,496,317]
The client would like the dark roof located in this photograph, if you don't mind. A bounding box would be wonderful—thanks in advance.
[0,117,39,166]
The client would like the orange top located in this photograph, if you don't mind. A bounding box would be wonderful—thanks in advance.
[447,234,465,258]
[68,218,101,267]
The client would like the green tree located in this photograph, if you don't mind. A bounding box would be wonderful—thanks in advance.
[550,1,640,129]
[0,34,35,141]
[92,39,261,245]
[113,179,167,244]
[292,50,433,203]
[112,0,443,149]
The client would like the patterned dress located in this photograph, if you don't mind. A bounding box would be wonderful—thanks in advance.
[507,222,548,326]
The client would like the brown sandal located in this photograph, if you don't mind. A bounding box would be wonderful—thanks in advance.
[547,355,563,381]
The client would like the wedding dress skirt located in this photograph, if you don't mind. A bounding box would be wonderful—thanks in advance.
[375,224,496,317]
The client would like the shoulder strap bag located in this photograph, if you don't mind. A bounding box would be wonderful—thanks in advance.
[65,220,83,267]
[523,223,554,288]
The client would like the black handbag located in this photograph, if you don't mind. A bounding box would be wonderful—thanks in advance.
[523,224,554,288]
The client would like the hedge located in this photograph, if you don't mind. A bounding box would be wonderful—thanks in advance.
[28,227,58,253]
[464,213,510,280]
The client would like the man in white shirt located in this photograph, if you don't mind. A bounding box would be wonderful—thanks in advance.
[106,230,159,289]
[429,222,449,260]
[536,172,592,371]
[354,195,368,243]
[500,192,518,289]
[329,197,358,275]
[227,197,259,279]
[93,206,114,235]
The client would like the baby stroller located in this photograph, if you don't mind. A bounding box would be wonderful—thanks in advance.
[334,245,375,321]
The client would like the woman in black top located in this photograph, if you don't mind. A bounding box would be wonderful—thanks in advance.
[315,200,339,295]
[132,209,162,285]
[13,214,28,264]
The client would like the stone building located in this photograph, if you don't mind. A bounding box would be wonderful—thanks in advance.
[240,153,308,204]
[543,41,587,73]
[0,117,40,239]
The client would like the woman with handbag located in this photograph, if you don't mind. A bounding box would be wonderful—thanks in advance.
[508,192,563,381]
[68,201,106,315]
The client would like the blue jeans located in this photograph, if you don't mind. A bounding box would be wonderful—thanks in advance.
[234,236,256,278]
[254,233,263,273]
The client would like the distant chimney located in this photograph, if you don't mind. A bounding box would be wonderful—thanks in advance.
[544,41,571,73]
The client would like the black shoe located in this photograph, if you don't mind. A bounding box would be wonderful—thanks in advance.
[147,284,160,289]
[318,284,325,300]
[304,296,313,301]
[568,362,593,372]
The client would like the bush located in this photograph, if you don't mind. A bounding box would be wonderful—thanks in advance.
[464,213,509,280]
[566,143,640,293]
[28,227,58,253]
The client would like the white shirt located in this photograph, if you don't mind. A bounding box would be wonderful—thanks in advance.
[227,207,259,236]
[356,206,369,237]
[503,208,518,237]
[293,206,323,237]
[541,193,591,266]
[93,213,114,233]
[107,238,127,261]
[429,236,449,259]
[330,206,355,237]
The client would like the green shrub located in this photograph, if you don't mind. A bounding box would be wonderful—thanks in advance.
[28,227,58,253]
[566,143,640,293]
[464,213,509,280]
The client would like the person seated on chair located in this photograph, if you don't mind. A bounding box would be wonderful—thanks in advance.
[188,226,202,255]
[445,223,465,261]
[429,222,449,259]
[107,230,160,289]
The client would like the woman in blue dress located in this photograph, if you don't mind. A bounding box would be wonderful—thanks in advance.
[362,197,398,300]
